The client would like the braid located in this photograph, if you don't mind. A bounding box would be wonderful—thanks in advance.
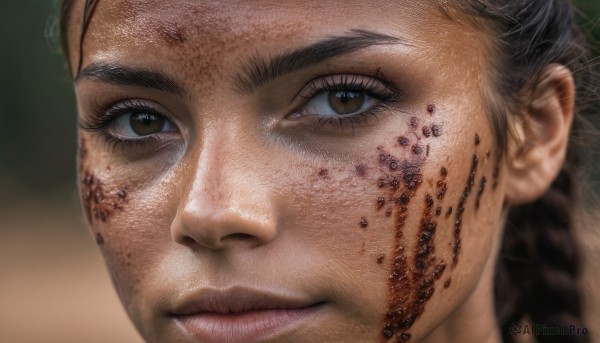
[496,169,588,343]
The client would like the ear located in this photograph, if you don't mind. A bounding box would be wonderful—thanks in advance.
[504,64,575,205]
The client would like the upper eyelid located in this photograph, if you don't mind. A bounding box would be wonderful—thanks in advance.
[80,98,175,132]
[293,74,402,103]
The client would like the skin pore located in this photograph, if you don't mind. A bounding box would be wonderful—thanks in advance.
[65,1,574,342]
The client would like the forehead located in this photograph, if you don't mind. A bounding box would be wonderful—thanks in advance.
[69,1,468,63]
[68,0,488,102]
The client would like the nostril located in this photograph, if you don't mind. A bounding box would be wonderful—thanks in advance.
[223,233,257,242]
[179,235,199,248]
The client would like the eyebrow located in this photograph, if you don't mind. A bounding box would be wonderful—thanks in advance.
[235,29,405,94]
[76,63,185,96]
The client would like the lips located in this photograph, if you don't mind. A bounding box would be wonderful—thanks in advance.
[169,286,325,343]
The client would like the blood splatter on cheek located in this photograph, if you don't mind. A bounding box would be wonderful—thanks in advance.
[370,113,498,341]
[363,110,455,342]
[79,138,129,243]
[80,171,128,225]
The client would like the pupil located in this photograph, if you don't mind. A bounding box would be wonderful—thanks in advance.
[329,91,365,114]
[130,113,164,136]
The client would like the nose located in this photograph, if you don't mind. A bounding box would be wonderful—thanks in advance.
[170,136,278,251]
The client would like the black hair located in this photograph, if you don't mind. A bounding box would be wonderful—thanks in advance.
[445,1,598,342]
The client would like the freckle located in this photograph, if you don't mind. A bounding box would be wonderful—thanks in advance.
[385,208,393,217]
[398,136,410,146]
[441,167,448,177]
[126,253,132,259]
[377,254,386,264]
[356,164,367,177]
[359,217,369,229]
[427,104,436,114]
[410,116,419,128]
[400,332,412,341]
[422,126,432,137]
[106,166,111,171]
[431,125,442,137]
[426,144,430,157]
[390,161,399,170]
[436,206,442,216]
[444,278,452,288]
[486,151,491,158]
[412,145,423,155]
[377,197,386,210]
[378,178,388,188]
[318,168,329,178]
[475,134,481,146]
[95,232,104,245]
[117,190,127,199]
[446,206,453,218]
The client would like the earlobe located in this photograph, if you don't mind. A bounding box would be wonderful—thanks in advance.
[504,64,575,205]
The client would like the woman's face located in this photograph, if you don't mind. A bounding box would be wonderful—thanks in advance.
[71,1,506,342]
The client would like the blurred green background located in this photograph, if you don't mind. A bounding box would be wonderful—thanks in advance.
[0,1,599,342]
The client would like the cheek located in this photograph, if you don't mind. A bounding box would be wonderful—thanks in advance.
[78,136,177,311]
[340,115,502,342]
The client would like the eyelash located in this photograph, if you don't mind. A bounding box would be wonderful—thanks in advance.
[293,74,403,130]
[79,74,403,151]
[79,98,170,151]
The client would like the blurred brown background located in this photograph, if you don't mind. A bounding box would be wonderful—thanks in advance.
[0,1,599,343]
[0,1,143,342]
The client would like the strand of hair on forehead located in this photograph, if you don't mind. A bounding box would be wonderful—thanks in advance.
[77,0,100,75]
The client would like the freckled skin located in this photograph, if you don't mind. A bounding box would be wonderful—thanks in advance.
[69,1,508,342]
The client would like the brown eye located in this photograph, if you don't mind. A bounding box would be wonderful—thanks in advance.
[130,113,165,136]
[328,91,365,114]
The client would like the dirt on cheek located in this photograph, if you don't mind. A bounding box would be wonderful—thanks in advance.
[372,112,455,342]
[80,171,128,225]
[79,138,128,243]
